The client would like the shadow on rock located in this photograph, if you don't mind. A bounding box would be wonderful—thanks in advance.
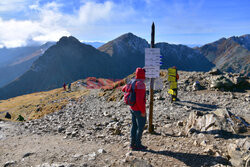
[142,149,231,167]
[201,130,250,139]
[175,101,218,112]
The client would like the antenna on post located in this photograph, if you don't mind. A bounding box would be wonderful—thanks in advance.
[151,22,155,48]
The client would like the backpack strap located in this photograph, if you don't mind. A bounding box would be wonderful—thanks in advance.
[131,79,137,94]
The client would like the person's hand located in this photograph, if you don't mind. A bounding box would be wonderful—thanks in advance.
[141,112,146,117]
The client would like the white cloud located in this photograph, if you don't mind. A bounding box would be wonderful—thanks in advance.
[0,0,125,48]
[0,0,30,12]
[33,30,71,42]
[77,1,113,24]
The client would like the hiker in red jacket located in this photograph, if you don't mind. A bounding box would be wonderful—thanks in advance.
[63,82,66,91]
[122,67,147,150]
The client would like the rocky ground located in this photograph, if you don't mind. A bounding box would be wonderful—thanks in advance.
[0,70,249,167]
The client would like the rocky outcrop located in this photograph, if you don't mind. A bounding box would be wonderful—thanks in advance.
[184,108,249,137]
[227,138,250,167]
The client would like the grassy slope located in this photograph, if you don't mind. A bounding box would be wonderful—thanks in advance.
[0,71,167,122]
[0,87,89,121]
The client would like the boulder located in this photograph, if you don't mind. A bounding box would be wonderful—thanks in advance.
[208,68,222,75]
[185,109,249,137]
[227,138,250,167]
[185,110,230,136]
[192,81,202,91]
[233,76,250,90]
[210,76,234,90]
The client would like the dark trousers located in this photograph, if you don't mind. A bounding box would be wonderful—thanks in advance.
[130,110,146,147]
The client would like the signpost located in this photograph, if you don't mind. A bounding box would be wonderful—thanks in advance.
[145,22,163,133]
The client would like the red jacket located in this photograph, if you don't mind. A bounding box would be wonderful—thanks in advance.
[122,68,146,114]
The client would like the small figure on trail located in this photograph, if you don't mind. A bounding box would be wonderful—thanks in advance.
[168,66,179,102]
[5,112,11,119]
[68,83,71,91]
[63,82,66,91]
[122,67,147,151]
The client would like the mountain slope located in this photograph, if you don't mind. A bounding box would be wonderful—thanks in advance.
[198,34,250,76]
[0,37,115,99]
[156,43,214,71]
[0,42,54,87]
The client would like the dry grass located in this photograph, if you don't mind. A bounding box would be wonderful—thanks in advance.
[0,88,89,121]
[0,71,165,122]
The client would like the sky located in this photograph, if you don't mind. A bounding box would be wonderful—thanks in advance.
[0,0,249,48]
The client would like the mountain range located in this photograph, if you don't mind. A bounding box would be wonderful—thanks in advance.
[0,42,55,87]
[0,33,249,99]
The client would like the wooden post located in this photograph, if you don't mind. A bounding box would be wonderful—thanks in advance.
[148,22,155,133]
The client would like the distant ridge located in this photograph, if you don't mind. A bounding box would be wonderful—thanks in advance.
[198,34,250,76]
[83,42,105,48]
[0,42,54,88]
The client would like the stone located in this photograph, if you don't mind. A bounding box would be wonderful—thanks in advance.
[193,81,202,90]
[193,140,198,146]
[73,153,83,158]
[23,152,35,158]
[71,130,78,137]
[88,152,96,160]
[125,151,133,157]
[209,68,222,75]
[200,140,208,147]
[4,161,16,167]
[204,145,216,155]
[130,159,152,167]
[57,126,65,133]
[210,76,234,90]
[213,108,230,118]
[112,128,121,135]
[177,121,184,126]
[98,149,106,154]
[197,133,205,139]
[227,143,249,167]
[184,110,235,136]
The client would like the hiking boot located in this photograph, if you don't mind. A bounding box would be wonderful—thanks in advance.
[137,145,147,150]
[130,145,147,151]
[129,146,137,150]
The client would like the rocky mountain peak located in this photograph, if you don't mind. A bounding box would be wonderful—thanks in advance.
[57,36,81,46]
[114,32,149,51]
[99,33,149,56]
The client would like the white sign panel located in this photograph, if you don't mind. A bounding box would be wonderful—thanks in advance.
[144,66,160,72]
[144,66,160,78]
[145,60,162,66]
[145,48,162,78]
[146,74,159,78]
[145,54,162,59]
[145,48,160,55]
